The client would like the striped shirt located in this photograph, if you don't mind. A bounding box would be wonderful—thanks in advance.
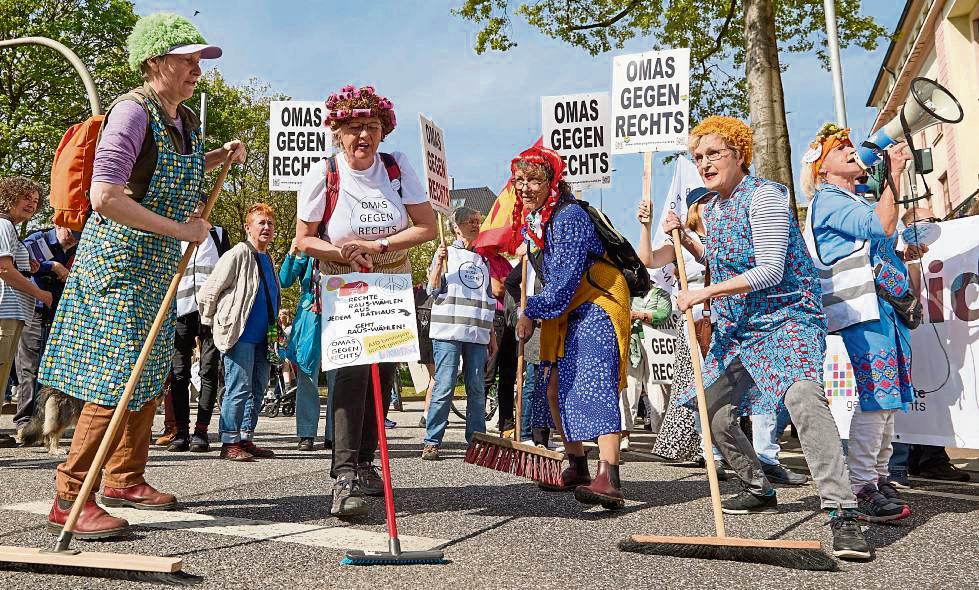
[0,219,35,321]
[742,184,790,291]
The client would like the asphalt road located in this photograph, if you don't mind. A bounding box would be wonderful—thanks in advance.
[1,404,977,589]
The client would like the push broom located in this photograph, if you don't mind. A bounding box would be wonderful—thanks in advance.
[0,159,233,585]
[617,229,838,571]
[464,256,564,487]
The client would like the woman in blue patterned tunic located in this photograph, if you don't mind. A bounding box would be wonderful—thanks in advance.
[802,123,914,523]
[42,14,245,539]
[675,116,870,560]
[512,146,631,510]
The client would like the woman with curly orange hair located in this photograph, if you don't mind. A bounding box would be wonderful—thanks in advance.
[673,116,871,560]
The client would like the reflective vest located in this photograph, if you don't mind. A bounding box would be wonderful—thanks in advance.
[802,188,880,332]
[176,227,224,318]
[429,245,496,345]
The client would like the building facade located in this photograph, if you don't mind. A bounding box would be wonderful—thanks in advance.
[867,0,979,218]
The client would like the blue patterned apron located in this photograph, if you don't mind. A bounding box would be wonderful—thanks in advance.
[679,176,827,414]
[40,99,204,410]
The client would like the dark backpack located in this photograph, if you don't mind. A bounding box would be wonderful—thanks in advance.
[531,199,651,298]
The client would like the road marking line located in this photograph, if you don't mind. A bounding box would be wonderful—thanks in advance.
[903,489,979,502]
[2,501,446,552]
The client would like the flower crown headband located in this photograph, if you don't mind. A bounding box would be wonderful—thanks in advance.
[324,85,396,129]
[802,123,852,180]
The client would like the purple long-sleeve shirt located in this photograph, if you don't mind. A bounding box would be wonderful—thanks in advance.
[92,101,185,186]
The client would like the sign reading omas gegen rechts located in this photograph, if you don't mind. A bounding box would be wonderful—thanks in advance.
[418,114,452,215]
[268,101,330,191]
[541,92,612,190]
[611,48,690,154]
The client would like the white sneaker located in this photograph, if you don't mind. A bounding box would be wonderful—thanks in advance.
[620,437,631,452]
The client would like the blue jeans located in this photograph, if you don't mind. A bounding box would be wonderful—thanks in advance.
[888,442,911,476]
[295,359,320,439]
[425,339,487,446]
[220,340,271,444]
[752,407,792,466]
[520,363,537,440]
[693,411,723,461]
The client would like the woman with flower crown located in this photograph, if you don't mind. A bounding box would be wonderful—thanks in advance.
[294,84,437,518]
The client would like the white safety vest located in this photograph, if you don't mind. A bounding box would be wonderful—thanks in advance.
[429,245,496,345]
[176,227,223,318]
[802,188,880,332]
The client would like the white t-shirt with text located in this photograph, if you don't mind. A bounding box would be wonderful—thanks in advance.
[297,151,427,245]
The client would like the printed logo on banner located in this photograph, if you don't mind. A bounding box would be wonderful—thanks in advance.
[611,48,690,155]
[327,336,363,366]
[268,101,330,191]
[541,92,612,190]
[419,114,452,215]
[824,351,857,411]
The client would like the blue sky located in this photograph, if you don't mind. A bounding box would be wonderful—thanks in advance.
[137,0,902,243]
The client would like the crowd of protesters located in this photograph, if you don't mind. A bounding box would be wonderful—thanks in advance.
[0,10,974,563]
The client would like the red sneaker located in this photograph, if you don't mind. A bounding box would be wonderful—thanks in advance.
[241,440,275,458]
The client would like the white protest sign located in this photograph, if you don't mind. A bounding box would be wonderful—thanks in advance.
[320,273,420,371]
[541,92,612,190]
[268,101,330,191]
[611,48,690,154]
[824,217,979,447]
[643,312,680,384]
[649,156,705,302]
[419,114,451,215]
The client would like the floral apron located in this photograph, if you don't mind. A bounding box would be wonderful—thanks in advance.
[678,176,827,414]
[40,99,204,410]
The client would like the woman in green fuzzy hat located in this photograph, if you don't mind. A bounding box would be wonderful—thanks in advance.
[41,12,246,540]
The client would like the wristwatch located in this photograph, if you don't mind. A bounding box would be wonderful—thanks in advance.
[378,238,391,254]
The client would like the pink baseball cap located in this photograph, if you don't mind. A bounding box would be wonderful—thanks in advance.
[166,43,222,59]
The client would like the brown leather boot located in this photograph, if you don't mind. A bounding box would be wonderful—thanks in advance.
[102,483,178,510]
[155,426,178,446]
[47,495,130,539]
[539,454,591,492]
[574,460,625,510]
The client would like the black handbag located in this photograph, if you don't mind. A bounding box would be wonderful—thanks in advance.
[874,263,922,329]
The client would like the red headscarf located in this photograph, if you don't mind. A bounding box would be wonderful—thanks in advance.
[509,145,566,250]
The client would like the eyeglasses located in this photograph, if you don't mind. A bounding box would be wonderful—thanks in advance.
[693,148,733,167]
[343,122,383,134]
[913,217,940,224]
[512,178,546,190]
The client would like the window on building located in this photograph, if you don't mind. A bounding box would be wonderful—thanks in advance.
[940,172,951,216]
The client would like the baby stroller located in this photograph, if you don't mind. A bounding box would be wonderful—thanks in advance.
[260,360,297,418]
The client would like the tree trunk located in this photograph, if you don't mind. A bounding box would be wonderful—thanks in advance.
[744,0,799,217]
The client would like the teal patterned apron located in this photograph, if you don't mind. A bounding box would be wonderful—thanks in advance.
[39,99,204,410]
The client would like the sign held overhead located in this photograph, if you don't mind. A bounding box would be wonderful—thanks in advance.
[611,48,690,154]
[268,100,330,191]
[419,114,452,215]
[541,92,612,190]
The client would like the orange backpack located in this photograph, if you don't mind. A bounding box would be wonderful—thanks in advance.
[49,115,105,232]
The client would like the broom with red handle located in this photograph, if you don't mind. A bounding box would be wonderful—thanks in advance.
[463,255,564,486]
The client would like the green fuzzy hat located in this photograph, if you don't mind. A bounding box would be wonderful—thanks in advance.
[126,13,209,71]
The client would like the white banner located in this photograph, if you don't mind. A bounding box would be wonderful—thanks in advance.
[649,156,705,296]
[541,92,612,190]
[320,273,420,371]
[268,101,330,191]
[644,312,680,384]
[418,114,452,215]
[611,48,690,154]
[824,217,979,448]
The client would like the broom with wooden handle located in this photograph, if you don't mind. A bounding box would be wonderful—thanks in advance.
[617,228,838,571]
[465,255,564,486]
[0,158,233,584]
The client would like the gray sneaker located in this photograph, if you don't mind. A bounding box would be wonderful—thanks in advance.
[762,463,809,486]
[356,462,384,497]
[331,475,368,517]
[421,444,440,461]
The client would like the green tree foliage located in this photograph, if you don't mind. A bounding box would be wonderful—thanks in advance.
[453,0,888,123]
[0,0,140,184]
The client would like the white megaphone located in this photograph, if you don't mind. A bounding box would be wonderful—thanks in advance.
[857,77,964,168]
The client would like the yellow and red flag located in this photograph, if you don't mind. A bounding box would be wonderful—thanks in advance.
[472,137,542,256]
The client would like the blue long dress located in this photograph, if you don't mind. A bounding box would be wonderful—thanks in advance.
[524,200,623,442]
[810,185,913,411]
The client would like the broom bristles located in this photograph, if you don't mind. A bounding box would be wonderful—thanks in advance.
[464,436,564,487]
[617,537,839,572]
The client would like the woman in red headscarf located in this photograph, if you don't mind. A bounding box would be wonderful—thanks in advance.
[512,146,631,509]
